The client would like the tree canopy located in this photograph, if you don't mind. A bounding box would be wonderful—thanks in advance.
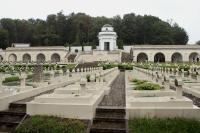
[196,40,200,45]
[0,12,189,49]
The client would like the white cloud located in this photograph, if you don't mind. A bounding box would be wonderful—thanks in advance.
[0,0,199,44]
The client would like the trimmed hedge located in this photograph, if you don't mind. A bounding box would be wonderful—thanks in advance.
[178,65,190,71]
[16,115,87,133]
[3,76,19,83]
[131,79,148,85]
[118,64,133,70]
[0,64,76,73]
[3,74,33,83]
[129,117,200,133]
[102,64,116,70]
[134,82,161,90]
[86,74,90,82]
[131,79,161,90]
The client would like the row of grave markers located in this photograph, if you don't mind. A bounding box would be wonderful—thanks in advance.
[134,66,184,99]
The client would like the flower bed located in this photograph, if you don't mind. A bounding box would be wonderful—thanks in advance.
[131,79,161,90]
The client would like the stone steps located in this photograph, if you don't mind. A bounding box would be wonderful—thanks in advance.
[90,107,126,133]
[90,72,126,133]
[0,103,26,133]
[0,88,57,132]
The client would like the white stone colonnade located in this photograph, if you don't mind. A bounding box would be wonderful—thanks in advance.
[124,45,200,63]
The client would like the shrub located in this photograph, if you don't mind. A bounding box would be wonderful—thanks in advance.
[134,63,151,69]
[62,66,67,72]
[3,76,19,83]
[178,65,190,71]
[27,74,33,79]
[15,115,87,133]
[131,79,148,85]
[56,65,61,70]
[129,117,200,133]
[66,64,76,69]
[134,82,161,90]
[102,64,116,70]
[118,64,133,70]
[191,72,197,77]
[86,74,90,82]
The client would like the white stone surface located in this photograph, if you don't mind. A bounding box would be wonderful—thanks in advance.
[125,69,200,119]
[70,46,82,53]
[128,96,193,108]
[5,46,68,63]
[0,75,80,111]
[124,45,200,62]
[27,68,119,120]
[98,24,117,51]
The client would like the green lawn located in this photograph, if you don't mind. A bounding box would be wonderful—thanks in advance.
[129,118,200,133]
[16,115,87,133]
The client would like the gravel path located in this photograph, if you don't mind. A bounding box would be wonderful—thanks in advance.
[99,72,125,107]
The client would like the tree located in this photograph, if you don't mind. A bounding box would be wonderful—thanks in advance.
[172,23,188,45]
[121,13,138,44]
[117,39,124,49]
[196,40,200,45]
[0,18,17,45]
[0,29,9,49]
[0,12,189,49]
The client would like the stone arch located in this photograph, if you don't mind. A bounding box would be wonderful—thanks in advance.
[189,52,199,62]
[171,52,183,62]
[37,53,46,63]
[8,54,17,62]
[137,53,148,62]
[154,52,165,63]
[0,55,3,62]
[23,53,31,63]
[51,53,60,63]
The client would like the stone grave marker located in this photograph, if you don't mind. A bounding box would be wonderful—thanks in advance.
[33,64,43,82]
[174,78,183,99]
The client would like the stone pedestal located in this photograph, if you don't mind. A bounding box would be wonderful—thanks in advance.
[181,71,185,78]
[50,71,55,79]
[80,77,87,94]
[90,74,95,82]
[19,73,27,89]
[58,70,63,75]
[176,86,183,99]
[175,78,183,99]
[196,75,200,81]
[33,64,43,82]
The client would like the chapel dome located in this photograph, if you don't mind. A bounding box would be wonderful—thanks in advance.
[103,24,112,27]
[101,24,114,32]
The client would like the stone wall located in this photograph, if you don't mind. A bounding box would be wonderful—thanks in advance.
[4,46,68,63]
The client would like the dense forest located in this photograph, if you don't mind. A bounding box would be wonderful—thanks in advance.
[0,12,188,49]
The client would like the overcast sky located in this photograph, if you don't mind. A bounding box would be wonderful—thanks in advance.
[0,0,199,44]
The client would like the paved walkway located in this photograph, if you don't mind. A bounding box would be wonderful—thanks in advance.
[99,71,126,107]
